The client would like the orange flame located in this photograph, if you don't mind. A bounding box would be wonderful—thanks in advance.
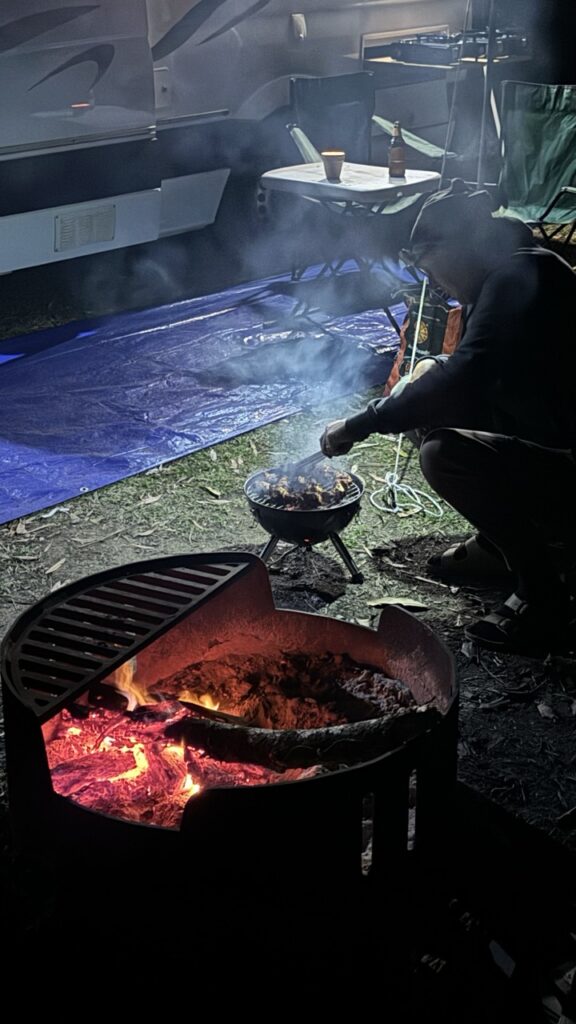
[111,658,151,710]
[181,774,201,795]
[110,659,221,714]
[180,689,221,711]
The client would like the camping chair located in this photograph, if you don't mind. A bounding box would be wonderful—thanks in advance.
[496,80,576,251]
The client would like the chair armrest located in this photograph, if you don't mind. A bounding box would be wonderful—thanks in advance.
[372,115,455,161]
[286,124,321,163]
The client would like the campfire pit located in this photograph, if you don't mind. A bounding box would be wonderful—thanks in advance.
[2,553,456,905]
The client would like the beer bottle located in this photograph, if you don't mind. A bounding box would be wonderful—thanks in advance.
[389,121,406,178]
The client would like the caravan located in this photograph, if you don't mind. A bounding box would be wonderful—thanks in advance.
[0,1,468,273]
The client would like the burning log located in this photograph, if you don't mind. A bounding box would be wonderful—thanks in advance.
[164,704,440,770]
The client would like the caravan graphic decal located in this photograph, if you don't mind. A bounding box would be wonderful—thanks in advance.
[29,43,114,92]
[0,6,98,55]
[197,0,273,47]
[152,0,272,61]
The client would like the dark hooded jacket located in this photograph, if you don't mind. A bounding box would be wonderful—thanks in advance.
[346,225,576,450]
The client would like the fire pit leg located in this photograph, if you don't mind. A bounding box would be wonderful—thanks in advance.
[329,532,364,584]
[259,535,280,563]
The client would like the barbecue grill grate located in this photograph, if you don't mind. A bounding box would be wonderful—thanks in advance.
[246,476,362,511]
[2,556,253,720]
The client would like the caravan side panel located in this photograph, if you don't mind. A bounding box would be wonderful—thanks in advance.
[0,1,160,269]
[147,0,468,120]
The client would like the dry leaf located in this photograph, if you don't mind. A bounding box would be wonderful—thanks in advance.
[71,527,124,546]
[200,485,221,498]
[51,578,71,592]
[411,574,449,588]
[40,506,71,518]
[46,557,66,574]
[537,702,555,720]
[15,521,27,535]
[367,595,429,611]
[381,556,408,569]
[139,494,162,506]
[208,449,218,462]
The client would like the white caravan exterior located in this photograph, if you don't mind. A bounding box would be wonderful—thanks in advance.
[0,0,468,272]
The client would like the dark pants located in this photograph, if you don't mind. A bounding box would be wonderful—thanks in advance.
[419,428,576,602]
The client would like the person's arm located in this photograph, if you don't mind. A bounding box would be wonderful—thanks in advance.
[345,267,528,440]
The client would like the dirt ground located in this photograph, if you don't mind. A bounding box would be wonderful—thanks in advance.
[1,241,576,859]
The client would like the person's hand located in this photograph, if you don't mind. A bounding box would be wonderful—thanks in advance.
[319,419,355,457]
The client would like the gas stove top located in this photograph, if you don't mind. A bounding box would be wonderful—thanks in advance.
[370,29,529,66]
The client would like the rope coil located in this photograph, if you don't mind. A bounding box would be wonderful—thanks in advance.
[370,274,444,519]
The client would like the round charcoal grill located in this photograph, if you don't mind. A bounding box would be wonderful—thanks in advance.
[244,466,365,582]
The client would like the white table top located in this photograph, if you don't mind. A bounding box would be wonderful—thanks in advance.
[260,163,441,202]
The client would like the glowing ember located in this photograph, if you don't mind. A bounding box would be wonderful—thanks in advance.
[42,652,413,829]
[43,703,303,828]
[109,743,148,783]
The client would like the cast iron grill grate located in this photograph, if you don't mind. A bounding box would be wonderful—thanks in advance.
[3,557,251,719]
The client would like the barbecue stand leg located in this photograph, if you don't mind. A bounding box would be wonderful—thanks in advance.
[329,533,364,584]
[259,535,280,563]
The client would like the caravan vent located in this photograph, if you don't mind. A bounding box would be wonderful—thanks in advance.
[54,205,116,252]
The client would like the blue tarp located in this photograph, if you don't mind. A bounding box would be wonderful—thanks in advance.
[0,268,405,524]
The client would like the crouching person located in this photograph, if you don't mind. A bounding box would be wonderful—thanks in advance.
[320,179,576,657]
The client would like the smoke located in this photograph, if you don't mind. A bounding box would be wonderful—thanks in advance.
[69,237,195,316]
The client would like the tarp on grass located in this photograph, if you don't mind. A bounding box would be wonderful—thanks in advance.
[0,269,405,524]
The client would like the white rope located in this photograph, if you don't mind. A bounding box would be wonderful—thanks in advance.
[370,275,444,518]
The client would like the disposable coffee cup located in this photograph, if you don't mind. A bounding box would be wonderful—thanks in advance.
[320,150,345,181]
